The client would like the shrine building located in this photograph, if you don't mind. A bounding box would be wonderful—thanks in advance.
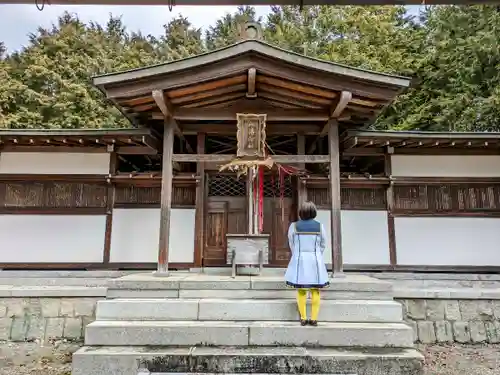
[1,24,500,273]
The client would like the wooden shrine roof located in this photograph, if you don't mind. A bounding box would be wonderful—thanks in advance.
[343,130,500,152]
[93,39,411,131]
[0,128,161,154]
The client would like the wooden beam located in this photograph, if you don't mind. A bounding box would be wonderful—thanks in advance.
[156,118,175,276]
[246,68,257,98]
[180,123,323,135]
[116,146,158,155]
[172,154,329,163]
[329,120,343,276]
[308,91,352,154]
[152,89,194,154]
[166,108,329,122]
[330,91,353,119]
[194,132,205,267]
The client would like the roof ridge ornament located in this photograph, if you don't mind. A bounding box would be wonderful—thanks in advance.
[238,22,263,41]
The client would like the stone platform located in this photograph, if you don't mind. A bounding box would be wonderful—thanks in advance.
[72,271,424,375]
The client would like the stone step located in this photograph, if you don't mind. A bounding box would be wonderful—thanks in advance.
[107,273,392,292]
[73,345,424,375]
[84,320,414,348]
[95,298,403,323]
[107,288,393,300]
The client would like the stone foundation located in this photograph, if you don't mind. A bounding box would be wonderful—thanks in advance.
[2,271,500,345]
[400,299,500,344]
[0,298,98,342]
[3,296,500,345]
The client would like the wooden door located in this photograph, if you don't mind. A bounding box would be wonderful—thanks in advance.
[263,198,294,266]
[204,201,228,266]
[203,173,247,266]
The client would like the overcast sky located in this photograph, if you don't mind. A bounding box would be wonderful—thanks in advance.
[0,4,421,53]
[0,4,272,52]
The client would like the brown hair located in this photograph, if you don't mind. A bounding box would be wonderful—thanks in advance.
[298,201,317,221]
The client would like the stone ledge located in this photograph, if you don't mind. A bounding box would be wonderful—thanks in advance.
[0,286,107,298]
[394,288,500,300]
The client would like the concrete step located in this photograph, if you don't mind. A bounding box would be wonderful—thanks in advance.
[73,345,424,375]
[84,320,414,348]
[95,298,404,323]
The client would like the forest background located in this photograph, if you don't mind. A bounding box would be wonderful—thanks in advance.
[0,5,499,132]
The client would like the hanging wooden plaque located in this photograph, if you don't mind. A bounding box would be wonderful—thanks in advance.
[236,113,267,158]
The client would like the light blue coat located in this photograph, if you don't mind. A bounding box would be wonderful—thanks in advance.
[284,219,330,289]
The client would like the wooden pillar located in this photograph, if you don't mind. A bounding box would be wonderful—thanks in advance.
[247,169,255,234]
[328,119,343,276]
[385,147,397,268]
[102,150,117,267]
[296,133,306,214]
[194,132,205,267]
[156,118,175,276]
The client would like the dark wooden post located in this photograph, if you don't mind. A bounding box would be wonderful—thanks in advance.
[385,147,397,268]
[156,118,175,276]
[102,149,117,267]
[328,119,343,276]
[194,132,206,267]
[296,133,306,214]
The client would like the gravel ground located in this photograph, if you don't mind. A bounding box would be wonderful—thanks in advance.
[1,341,500,374]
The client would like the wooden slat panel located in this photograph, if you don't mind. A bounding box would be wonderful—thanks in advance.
[0,181,107,208]
[114,185,195,207]
[307,187,386,210]
[393,184,500,213]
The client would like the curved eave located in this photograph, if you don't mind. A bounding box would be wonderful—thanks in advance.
[93,39,411,90]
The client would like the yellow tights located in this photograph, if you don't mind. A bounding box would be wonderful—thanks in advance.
[296,288,320,321]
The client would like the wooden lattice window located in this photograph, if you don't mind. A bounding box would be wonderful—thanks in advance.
[263,176,293,198]
[208,174,246,197]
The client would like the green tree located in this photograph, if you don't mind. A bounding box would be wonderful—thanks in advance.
[205,6,261,50]
[378,5,500,132]
[157,15,204,60]
[264,5,416,74]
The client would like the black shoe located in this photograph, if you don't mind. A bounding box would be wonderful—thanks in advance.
[300,319,308,326]
[309,320,318,326]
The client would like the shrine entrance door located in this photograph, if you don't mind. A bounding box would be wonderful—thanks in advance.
[203,173,247,266]
[262,175,296,266]
[203,172,297,267]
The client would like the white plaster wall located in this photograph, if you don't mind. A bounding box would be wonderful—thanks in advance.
[0,215,106,263]
[0,152,110,174]
[395,217,500,266]
[391,155,500,177]
[110,208,195,263]
[316,210,390,265]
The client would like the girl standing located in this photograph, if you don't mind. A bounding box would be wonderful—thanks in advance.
[285,201,329,326]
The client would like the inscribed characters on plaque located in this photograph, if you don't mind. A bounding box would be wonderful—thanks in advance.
[236,113,267,158]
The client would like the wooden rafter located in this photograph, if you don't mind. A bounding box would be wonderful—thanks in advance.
[246,68,257,98]
[152,89,194,153]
